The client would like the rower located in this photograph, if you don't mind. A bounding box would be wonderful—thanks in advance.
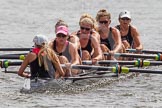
[115,10,143,51]
[96,9,123,60]
[49,24,81,76]
[18,35,65,79]
[54,19,82,58]
[71,13,103,64]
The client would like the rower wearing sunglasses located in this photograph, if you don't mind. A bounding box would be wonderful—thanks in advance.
[96,9,123,60]
[49,25,81,76]
[116,10,143,50]
[71,13,103,64]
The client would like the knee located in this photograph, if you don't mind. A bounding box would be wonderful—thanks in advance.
[58,56,69,64]
[100,44,110,52]
[82,50,91,60]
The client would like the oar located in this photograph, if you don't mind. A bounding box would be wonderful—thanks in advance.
[104,53,162,61]
[62,64,162,74]
[82,60,162,67]
[0,48,32,51]
[126,49,162,54]
[0,54,25,60]
[2,61,162,74]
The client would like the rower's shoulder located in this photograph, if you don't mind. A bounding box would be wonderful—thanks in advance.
[130,25,139,33]
[68,41,76,48]
[111,27,120,34]
[48,38,55,47]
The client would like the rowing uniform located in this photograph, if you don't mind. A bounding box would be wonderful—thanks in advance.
[100,27,115,50]
[67,35,82,58]
[53,40,71,62]
[77,31,93,55]
[30,48,56,80]
[116,25,133,47]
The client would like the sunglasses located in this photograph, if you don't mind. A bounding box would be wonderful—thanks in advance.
[99,21,108,24]
[121,17,130,20]
[80,26,91,31]
[56,34,67,38]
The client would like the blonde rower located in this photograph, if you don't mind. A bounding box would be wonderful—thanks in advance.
[18,35,64,79]
[72,13,103,64]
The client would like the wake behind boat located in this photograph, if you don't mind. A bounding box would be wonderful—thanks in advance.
[20,70,137,94]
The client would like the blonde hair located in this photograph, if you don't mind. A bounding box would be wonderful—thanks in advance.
[96,9,111,21]
[37,43,60,72]
[79,13,98,31]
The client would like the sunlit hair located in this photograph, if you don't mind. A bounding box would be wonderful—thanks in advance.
[79,13,98,31]
[55,19,68,33]
[96,9,111,21]
[37,43,59,71]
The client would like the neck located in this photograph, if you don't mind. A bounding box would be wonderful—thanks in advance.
[120,25,129,31]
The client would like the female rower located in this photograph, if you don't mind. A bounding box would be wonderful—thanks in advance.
[116,10,143,50]
[71,13,103,64]
[18,35,64,79]
[96,9,123,60]
[49,25,81,76]
[54,19,81,57]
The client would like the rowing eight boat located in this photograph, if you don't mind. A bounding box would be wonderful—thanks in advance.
[20,69,138,94]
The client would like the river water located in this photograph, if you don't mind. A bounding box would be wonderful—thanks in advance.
[0,0,162,108]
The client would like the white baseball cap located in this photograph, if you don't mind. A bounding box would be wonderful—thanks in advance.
[119,10,131,19]
[33,34,48,46]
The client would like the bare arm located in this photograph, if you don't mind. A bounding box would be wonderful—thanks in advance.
[69,42,80,65]
[131,26,143,50]
[18,53,32,78]
[69,34,80,50]
[91,36,103,60]
[112,28,122,53]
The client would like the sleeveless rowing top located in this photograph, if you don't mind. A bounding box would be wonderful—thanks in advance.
[77,31,93,54]
[116,25,133,46]
[53,40,71,62]
[30,51,55,80]
[100,27,115,50]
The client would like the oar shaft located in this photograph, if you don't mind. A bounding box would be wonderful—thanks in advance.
[63,64,162,74]
[104,53,161,60]
[127,49,162,54]
[0,48,32,51]
[0,53,28,56]
[82,60,135,65]
[71,65,113,71]
[0,55,25,60]
[128,68,162,74]
[83,60,162,67]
